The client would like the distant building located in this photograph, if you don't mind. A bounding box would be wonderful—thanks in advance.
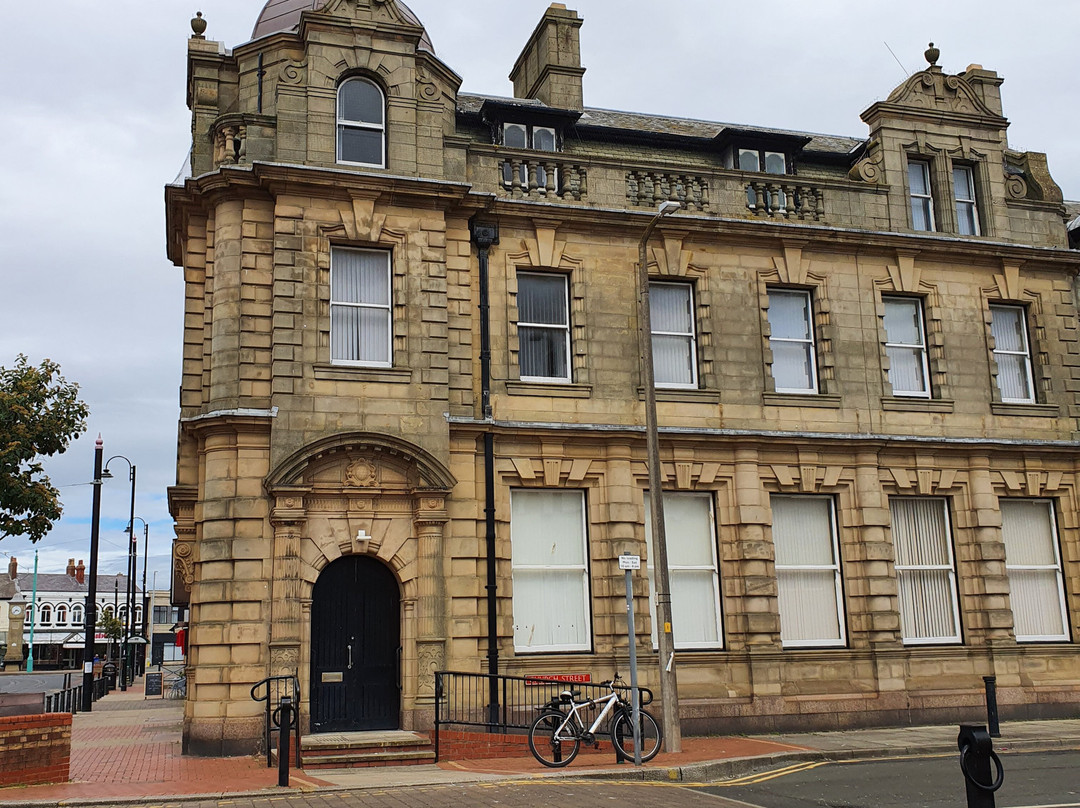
[1,557,137,670]
[166,1,1080,756]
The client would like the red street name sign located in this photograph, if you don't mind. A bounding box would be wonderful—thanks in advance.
[524,674,592,686]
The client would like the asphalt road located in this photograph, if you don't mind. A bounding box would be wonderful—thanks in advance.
[692,748,1080,808]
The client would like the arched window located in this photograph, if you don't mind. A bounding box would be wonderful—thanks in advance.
[135,606,143,625]
[337,77,386,167]
[55,604,69,625]
[39,604,52,624]
[71,604,85,625]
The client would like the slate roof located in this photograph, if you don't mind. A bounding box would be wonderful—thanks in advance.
[458,93,866,156]
[251,0,434,51]
[14,573,136,596]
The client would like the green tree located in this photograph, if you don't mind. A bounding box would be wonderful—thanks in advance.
[98,611,123,663]
[0,355,89,542]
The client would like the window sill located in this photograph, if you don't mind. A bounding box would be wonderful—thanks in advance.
[881,397,955,413]
[505,380,592,399]
[762,392,841,409]
[991,402,1060,418]
[314,364,412,383]
[636,387,722,404]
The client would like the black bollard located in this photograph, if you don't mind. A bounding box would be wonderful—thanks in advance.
[983,676,1000,738]
[278,695,292,787]
[958,724,1004,808]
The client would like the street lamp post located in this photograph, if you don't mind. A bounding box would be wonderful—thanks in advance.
[104,456,136,690]
[636,200,683,752]
[129,517,149,676]
[81,436,105,712]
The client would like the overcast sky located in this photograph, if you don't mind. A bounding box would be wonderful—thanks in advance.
[1,0,1077,589]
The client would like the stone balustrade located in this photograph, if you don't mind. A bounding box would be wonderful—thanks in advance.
[213,122,247,167]
[500,157,588,201]
[626,171,711,212]
[746,180,826,221]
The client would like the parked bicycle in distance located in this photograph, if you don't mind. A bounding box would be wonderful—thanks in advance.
[527,674,661,767]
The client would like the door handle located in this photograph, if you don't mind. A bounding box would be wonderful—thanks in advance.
[347,644,353,670]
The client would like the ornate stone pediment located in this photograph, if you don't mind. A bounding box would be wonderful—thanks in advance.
[885,67,998,119]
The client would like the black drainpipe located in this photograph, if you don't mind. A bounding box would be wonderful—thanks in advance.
[257,53,265,114]
[470,217,500,727]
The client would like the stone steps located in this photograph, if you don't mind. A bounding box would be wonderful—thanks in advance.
[280,730,436,769]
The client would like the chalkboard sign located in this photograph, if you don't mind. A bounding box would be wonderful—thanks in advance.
[145,672,163,698]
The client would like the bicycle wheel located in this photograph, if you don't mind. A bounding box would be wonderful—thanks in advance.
[612,708,662,762]
[528,710,580,767]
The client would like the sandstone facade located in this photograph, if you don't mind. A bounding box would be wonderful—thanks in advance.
[165,1,1079,754]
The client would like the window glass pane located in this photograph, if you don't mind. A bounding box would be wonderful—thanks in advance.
[1001,500,1056,565]
[504,124,527,148]
[764,152,786,174]
[768,291,811,340]
[532,127,556,151]
[339,126,383,165]
[886,346,927,394]
[652,335,693,386]
[883,298,922,345]
[330,306,390,363]
[651,284,692,333]
[771,341,814,391]
[990,306,1025,352]
[738,149,760,172]
[518,274,567,325]
[645,493,721,648]
[1009,570,1065,638]
[772,496,833,566]
[333,250,389,305]
[957,202,978,236]
[995,355,1032,401]
[908,161,929,195]
[890,498,959,642]
[777,570,841,643]
[519,326,568,379]
[512,570,588,649]
[953,166,974,199]
[511,490,589,651]
[339,79,384,125]
[511,490,585,567]
[911,198,933,231]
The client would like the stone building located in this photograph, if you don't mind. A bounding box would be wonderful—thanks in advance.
[165,0,1080,755]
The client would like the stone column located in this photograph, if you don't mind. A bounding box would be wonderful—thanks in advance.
[269,489,308,678]
[413,494,449,706]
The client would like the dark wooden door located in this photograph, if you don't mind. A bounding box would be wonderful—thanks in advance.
[310,556,400,732]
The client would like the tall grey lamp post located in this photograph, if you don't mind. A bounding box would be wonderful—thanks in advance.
[636,199,682,752]
[80,435,104,712]
[129,517,149,676]
[103,456,136,690]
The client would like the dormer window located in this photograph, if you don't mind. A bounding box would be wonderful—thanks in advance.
[502,123,558,187]
[738,148,787,175]
[337,77,386,168]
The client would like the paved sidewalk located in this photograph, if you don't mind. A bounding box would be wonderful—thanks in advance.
[2,676,1078,806]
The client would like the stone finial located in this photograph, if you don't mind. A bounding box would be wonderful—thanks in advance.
[924,42,940,67]
[191,11,207,38]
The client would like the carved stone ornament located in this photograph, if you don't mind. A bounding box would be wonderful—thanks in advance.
[280,61,306,86]
[174,542,195,586]
[417,642,444,697]
[271,645,300,677]
[345,457,380,487]
[416,68,440,101]
[848,139,883,184]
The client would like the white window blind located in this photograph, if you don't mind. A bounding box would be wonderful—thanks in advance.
[890,498,961,644]
[517,273,571,382]
[1001,500,1068,642]
[651,282,697,388]
[883,297,931,397]
[645,493,723,649]
[990,304,1035,404]
[767,289,818,393]
[331,248,392,366]
[511,490,591,652]
[771,495,845,647]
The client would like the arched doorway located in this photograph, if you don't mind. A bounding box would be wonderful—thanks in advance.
[310,556,401,732]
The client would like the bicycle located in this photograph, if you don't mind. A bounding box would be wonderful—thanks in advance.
[527,675,661,767]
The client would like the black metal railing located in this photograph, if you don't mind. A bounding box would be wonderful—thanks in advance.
[44,674,107,714]
[433,670,651,762]
[250,675,302,769]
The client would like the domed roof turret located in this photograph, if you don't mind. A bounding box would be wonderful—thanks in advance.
[251,0,435,51]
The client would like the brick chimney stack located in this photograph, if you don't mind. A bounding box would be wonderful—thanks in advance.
[66,558,77,577]
[76,560,86,585]
[7,557,15,580]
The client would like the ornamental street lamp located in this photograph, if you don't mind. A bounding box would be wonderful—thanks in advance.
[636,200,683,752]
[81,436,105,712]
[103,455,136,690]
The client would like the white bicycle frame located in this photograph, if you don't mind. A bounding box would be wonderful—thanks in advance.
[551,690,622,740]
